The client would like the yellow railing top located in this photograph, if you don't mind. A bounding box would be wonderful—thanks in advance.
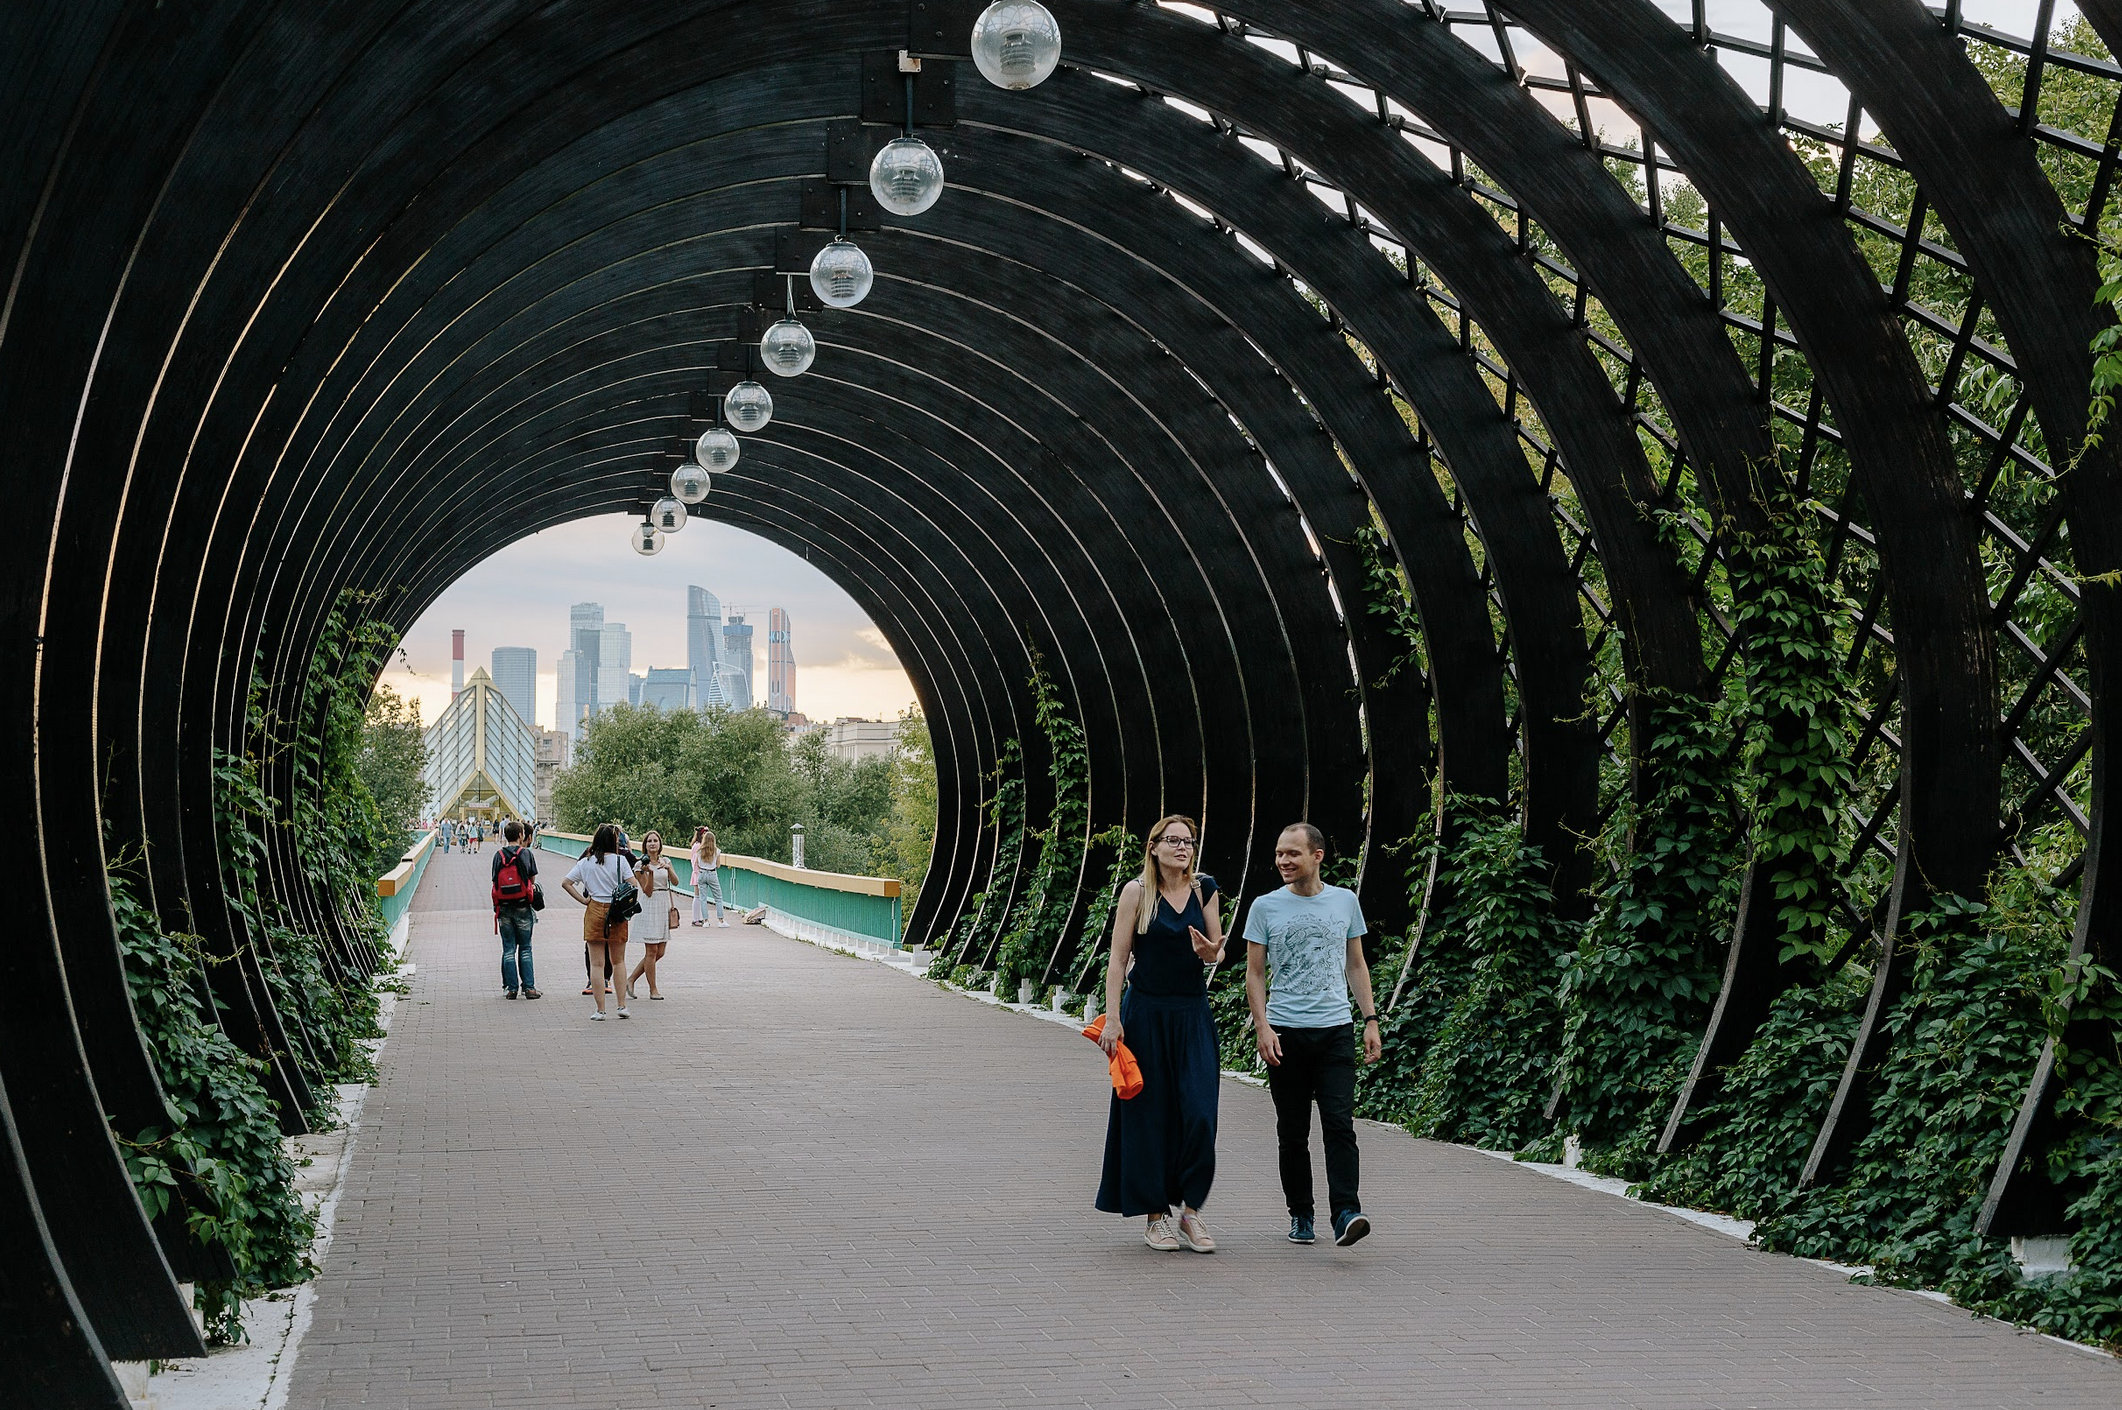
[376,828,436,897]
[539,830,900,898]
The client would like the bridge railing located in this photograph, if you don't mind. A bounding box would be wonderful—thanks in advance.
[534,830,903,948]
[375,828,437,955]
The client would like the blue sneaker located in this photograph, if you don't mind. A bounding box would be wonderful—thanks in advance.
[1288,1215,1316,1244]
[1332,1209,1371,1247]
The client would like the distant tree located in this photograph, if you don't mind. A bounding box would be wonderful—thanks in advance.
[551,705,919,873]
[358,685,429,848]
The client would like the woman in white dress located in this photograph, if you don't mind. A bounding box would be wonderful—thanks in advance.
[690,826,729,926]
[627,831,679,1001]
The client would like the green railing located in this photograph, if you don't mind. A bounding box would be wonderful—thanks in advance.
[535,831,903,947]
[375,828,437,953]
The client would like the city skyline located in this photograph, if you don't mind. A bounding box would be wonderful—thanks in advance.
[373,516,914,730]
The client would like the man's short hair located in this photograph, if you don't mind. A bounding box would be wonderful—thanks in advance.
[1280,821,1326,853]
[504,820,522,842]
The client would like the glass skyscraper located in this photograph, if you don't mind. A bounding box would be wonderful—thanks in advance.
[488,646,537,727]
[688,585,725,708]
[722,614,755,710]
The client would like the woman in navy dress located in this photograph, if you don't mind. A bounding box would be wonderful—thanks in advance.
[1094,814,1226,1251]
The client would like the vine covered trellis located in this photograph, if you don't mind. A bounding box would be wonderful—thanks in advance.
[12,1,2122,1395]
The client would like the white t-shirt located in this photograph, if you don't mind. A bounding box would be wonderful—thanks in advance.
[565,853,635,902]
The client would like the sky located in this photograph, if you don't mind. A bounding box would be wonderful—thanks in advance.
[377,515,916,730]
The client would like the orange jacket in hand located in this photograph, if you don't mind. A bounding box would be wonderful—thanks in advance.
[1080,1013,1144,1100]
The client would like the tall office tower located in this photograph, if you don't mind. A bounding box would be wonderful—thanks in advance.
[722,614,755,710]
[767,607,795,716]
[595,620,632,715]
[555,650,581,733]
[569,602,604,721]
[489,646,537,727]
[687,585,725,708]
[451,629,466,699]
[639,667,693,710]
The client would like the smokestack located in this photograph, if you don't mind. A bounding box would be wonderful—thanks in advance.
[452,629,466,700]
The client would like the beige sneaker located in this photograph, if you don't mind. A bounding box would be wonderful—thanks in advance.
[1177,1210,1216,1253]
[1143,1214,1181,1251]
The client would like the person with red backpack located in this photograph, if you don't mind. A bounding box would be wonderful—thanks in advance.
[491,820,542,999]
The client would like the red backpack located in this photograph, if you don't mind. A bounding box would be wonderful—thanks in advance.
[492,846,533,907]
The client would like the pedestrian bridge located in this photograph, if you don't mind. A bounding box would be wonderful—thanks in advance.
[10,2,2122,1405]
[199,850,2122,1408]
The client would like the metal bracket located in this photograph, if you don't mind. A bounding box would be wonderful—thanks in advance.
[861,50,956,125]
[753,268,824,312]
[800,178,880,231]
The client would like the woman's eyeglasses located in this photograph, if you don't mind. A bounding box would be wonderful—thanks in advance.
[1158,836,1196,848]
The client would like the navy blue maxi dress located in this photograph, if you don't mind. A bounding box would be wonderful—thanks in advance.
[1095,876,1220,1216]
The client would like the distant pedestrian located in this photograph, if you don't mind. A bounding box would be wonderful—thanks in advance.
[561,824,639,1020]
[690,826,727,926]
[472,820,485,854]
[627,832,678,1001]
[440,818,454,854]
[1245,822,1379,1249]
[491,821,541,1000]
[1094,814,1225,1253]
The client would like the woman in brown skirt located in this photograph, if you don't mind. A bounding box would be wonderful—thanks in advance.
[561,823,641,1021]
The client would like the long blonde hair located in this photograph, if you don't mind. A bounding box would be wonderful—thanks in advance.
[1135,814,1199,934]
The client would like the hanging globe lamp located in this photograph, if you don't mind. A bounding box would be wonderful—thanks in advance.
[971,2,1061,90]
[696,425,740,472]
[761,317,816,376]
[810,238,874,308]
[629,519,664,556]
[651,496,687,534]
[670,460,712,504]
[726,379,774,432]
[870,136,945,216]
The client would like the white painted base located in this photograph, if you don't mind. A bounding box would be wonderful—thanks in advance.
[1563,1135,1584,1170]
[763,907,899,956]
[114,1359,155,1408]
[2013,1235,2075,1278]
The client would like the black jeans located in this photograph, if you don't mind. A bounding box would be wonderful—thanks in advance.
[1266,1023,1359,1218]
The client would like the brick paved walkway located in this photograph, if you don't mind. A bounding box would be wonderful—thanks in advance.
[286,850,2122,1408]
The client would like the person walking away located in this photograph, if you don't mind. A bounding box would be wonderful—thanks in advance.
[491,821,541,999]
[1245,821,1380,1248]
[690,826,728,926]
[627,831,678,1000]
[472,819,485,854]
[440,818,453,854]
[562,824,639,1020]
[1094,815,1225,1252]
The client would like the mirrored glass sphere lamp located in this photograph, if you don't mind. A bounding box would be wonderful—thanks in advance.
[725,379,774,432]
[971,2,1061,90]
[809,238,874,308]
[870,136,945,216]
[761,317,816,377]
[630,520,664,556]
[651,496,687,534]
[695,425,740,472]
[670,461,712,504]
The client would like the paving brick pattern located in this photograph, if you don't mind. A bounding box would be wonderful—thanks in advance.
[287,850,2122,1408]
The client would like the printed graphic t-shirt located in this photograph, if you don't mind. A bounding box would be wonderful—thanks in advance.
[1242,884,1368,1030]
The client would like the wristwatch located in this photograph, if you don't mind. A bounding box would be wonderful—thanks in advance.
[1361,1014,1378,1024]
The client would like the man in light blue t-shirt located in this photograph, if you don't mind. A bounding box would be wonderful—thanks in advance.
[1244,822,1380,1248]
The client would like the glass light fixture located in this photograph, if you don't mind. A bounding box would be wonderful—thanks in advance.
[761,317,816,376]
[651,496,687,534]
[725,378,773,432]
[670,461,711,504]
[870,135,944,216]
[695,425,740,472]
[971,1,1061,90]
[630,519,664,556]
[810,238,874,308]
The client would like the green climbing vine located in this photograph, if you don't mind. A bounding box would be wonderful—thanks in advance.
[110,865,315,1344]
[992,667,1092,1003]
[1349,523,1426,687]
[116,591,403,1340]
[1551,691,1741,1172]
